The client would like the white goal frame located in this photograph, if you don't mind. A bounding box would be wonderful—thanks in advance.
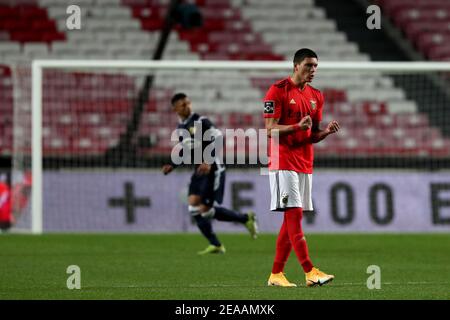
[29,60,450,234]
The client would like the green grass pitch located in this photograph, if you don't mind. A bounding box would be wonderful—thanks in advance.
[0,233,449,300]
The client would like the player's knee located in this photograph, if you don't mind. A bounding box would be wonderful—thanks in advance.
[188,195,201,206]
[188,205,201,216]
[199,206,215,219]
[189,205,215,219]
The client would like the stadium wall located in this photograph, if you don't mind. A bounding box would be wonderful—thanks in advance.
[16,169,450,233]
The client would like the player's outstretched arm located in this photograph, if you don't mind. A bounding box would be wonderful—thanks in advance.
[310,120,340,143]
[265,116,312,137]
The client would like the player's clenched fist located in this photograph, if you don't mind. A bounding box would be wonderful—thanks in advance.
[162,164,173,175]
[325,120,340,134]
[298,115,312,131]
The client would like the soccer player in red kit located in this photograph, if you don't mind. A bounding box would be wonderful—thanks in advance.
[0,178,13,231]
[264,48,340,287]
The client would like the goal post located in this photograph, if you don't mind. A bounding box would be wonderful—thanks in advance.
[32,61,43,234]
[12,59,450,234]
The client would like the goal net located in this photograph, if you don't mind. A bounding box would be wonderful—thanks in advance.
[10,60,450,233]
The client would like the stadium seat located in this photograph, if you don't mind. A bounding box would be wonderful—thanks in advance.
[377,0,450,60]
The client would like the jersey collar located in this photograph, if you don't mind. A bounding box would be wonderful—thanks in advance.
[288,76,308,91]
[179,112,195,125]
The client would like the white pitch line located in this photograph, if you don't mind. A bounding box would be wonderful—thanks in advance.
[84,281,450,289]
[316,282,449,286]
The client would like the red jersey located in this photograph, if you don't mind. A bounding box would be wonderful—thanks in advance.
[263,77,324,173]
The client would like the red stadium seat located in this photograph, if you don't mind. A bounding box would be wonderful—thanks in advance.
[378,0,450,61]
[0,3,63,44]
[123,0,277,61]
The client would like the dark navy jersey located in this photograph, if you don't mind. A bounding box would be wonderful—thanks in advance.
[171,113,223,170]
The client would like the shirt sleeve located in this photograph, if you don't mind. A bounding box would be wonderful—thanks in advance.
[263,85,282,119]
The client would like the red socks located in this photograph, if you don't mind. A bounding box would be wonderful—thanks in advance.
[271,218,292,274]
[271,207,313,274]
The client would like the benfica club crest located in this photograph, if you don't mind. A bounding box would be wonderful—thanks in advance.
[310,100,317,110]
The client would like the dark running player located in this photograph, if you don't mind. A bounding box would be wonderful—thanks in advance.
[162,93,258,254]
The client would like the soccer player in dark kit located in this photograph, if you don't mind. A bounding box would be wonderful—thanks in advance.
[162,93,258,255]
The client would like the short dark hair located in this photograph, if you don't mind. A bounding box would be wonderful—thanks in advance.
[171,92,187,106]
[293,48,318,65]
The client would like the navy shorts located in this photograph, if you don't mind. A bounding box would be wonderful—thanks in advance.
[188,164,225,206]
